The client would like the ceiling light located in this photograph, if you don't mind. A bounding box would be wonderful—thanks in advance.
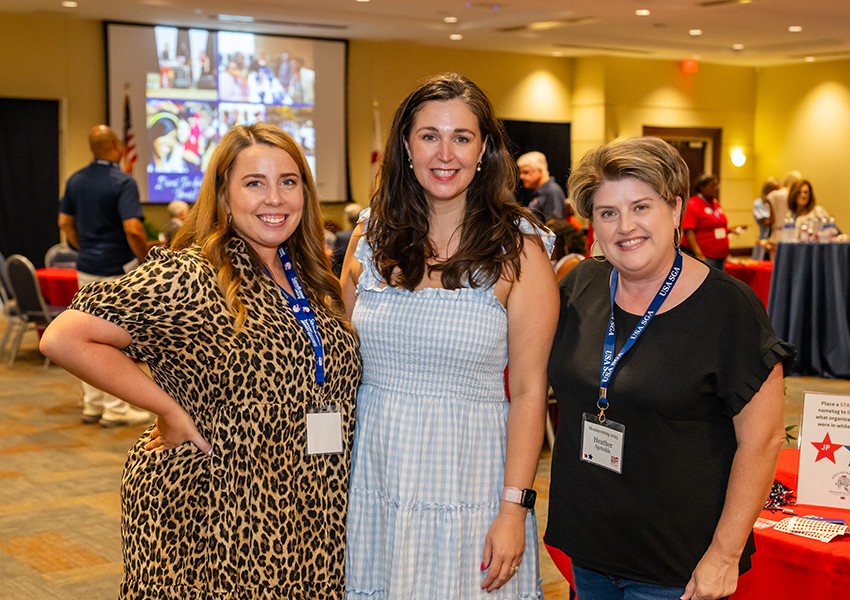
[635,10,650,17]
[689,29,703,36]
[789,26,802,32]
[61,1,77,6]
[450,34,463,41]
[356,0,370,3]
[553,51,563,57]
[732,44,744,51]
[444,17,458,24]
[217,14,255,22]
[805,56,815,62]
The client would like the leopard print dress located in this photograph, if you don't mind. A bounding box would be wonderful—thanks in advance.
[70,239,362,600]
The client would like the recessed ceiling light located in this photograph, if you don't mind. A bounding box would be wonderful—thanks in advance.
[356,0,370,3]
[553,51,563,57]
[805,56,815,62]
[689,29,703,36]
[635,9,650,17]
[732,44,744,50]
[450,34,463,41]
[444,16,458,24]
[789,25,802,32]
[61,1,77,6]
[217,14,255,22]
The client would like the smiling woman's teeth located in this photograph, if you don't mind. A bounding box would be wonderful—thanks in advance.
[432,169,457,177]
[619,238,644,247]
[260,215,286,224]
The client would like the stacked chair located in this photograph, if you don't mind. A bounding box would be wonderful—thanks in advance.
[4,254,66,368]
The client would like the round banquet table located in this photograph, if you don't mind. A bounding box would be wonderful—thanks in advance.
[767,242,850,379]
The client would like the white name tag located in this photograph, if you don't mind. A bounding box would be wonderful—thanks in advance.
[306,411,343,455]
[580,413,625,474]
[714,227,727,240]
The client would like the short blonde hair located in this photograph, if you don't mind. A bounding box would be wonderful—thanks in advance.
[569,136,689,223]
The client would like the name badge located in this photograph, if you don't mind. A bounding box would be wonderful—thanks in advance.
[306,407,343,455]
[714,227,727,240]
[580,413,625,474]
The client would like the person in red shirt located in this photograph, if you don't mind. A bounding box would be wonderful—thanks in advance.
[681,173,745,271]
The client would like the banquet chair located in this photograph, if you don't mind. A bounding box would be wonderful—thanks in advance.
[44,243,78,269]
[0,251,23,359]
[5,254,65,368]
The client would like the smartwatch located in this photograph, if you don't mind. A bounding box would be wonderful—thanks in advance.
[500,486,537,509]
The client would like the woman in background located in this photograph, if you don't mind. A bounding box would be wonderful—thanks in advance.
[41,123,361,599]
[341,73,558,599]
[547,217,587,280]
[546,136,793,600]
[681,172,747,271]
[752,176,780,260]
[787,178,830,236]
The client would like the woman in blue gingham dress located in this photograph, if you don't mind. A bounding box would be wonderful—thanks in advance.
[341,74,559,600]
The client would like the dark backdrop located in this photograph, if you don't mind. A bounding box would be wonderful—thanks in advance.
[0,98,60,268]
[501,120,571,206]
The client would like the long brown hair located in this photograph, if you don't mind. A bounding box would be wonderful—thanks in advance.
[172,123,347,330]
[787,179,816,216]
[367,73,540,290]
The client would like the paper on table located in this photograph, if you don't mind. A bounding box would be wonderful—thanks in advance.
[774,516,849,542]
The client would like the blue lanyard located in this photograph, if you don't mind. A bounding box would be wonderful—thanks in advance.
[598,250,683,420]
[268,246,325,384]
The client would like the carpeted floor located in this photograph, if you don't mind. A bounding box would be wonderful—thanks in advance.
[1,320,847,599]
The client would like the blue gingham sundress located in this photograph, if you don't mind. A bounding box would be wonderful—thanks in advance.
[345,209,551,600]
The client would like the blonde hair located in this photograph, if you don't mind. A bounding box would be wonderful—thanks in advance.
[172,123,348,331]
[569,136,689,225]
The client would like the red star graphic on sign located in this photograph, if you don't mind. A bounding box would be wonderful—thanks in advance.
[812,432,843,464]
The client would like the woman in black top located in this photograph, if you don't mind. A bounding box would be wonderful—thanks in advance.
[546,136,794,600]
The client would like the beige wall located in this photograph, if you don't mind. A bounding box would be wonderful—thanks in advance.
[0,13,105,191]
[755,60,850,233]
[573,57,759,247]
[347,40,572,208]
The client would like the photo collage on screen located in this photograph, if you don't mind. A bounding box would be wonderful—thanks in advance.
[146,27,316,202]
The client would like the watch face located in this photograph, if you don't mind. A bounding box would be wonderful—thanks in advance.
[521,489,537,509]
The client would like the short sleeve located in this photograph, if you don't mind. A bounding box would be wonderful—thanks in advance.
[712,275,796,417]
[519,218,556,256]
[681,197,700,230]
[114,175,143,222]
[69,246,212,363]
[752,198,770,221]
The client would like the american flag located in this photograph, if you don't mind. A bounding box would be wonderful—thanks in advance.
[121,92,137,175]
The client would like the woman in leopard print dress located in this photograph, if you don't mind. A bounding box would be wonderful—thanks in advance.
[41,123,362,599]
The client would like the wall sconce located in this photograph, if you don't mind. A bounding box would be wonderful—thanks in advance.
[731,147,746,167]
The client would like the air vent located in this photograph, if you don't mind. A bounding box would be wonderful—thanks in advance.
[210,15,347,30]
[699,0,754,7]
[553,43,653,55]
[497,17,599,33]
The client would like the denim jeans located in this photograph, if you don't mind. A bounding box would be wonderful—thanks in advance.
[571,563,730,600]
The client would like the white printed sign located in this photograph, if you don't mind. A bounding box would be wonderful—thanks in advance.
[797,392,850,509]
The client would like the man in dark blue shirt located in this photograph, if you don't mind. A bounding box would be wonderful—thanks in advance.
[518,151,566,222]
[58,125,151,427]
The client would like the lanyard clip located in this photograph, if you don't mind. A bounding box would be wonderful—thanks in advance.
[597,388,608,423]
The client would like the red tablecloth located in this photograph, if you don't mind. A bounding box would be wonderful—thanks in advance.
[546,448,850,599]
[732,448,850,600]
[35,268,78,306]
[725,260,773,308]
